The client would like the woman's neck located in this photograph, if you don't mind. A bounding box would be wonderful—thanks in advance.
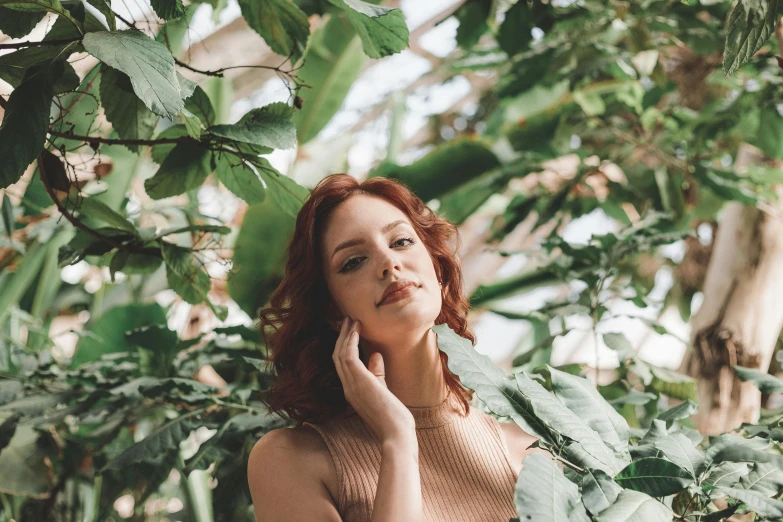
[361,327,448,408]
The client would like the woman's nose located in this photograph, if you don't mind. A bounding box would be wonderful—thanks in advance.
[378,251,401,279]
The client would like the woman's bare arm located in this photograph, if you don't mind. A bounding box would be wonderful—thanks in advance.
[248,428,342,522]
[371,435,424,522]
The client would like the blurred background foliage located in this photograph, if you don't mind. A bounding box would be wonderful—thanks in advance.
[2,0,783,519]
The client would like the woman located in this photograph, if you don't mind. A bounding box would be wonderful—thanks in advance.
[247,173,536,521]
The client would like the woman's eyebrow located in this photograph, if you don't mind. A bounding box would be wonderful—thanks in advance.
[331,220,409,260]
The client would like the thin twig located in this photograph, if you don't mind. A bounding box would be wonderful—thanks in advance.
[0,39,80,50]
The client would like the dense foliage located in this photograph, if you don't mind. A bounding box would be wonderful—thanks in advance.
[2,0,783,520]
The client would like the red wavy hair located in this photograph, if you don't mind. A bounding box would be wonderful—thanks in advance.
[259,173,476,426]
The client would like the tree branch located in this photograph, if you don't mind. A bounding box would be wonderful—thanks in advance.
[48,129,197,147]
[0,39,80,50]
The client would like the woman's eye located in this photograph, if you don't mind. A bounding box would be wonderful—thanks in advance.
[339,238,414,273]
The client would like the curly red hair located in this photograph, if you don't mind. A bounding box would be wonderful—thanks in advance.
[259,173,476,425]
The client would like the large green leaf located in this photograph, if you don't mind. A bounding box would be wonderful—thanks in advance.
[513,452,591,522]
[719,486,783,518]
[723,0,780,75]
[82,30,185,118]
[653,433,705,478]
[703,462,750,488]
[581,468,622,516]
[151,0,185,20]
[739,462,783,496]
[326,0,408,58]
[614,457,693,497]
[292,13,366,143]
[208,102,297,150]
[100,66,159,151]
[0,7,45,37]
[432,323,553,442]
[369,140,501,202]
[144,141,212,199]
[214,153,266,205]
[161,242,212,305]
[656,399,698,422]
[229,196,296,316]
[238,0,310,63]
[0,45,79,94]
[595,490,672,522]
[649,366,697,401]
[0,62,59,189]
[548,365,631,457]
[71,302,168,366]
[250,156,309,217]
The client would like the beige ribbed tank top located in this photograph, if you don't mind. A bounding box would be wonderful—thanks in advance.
[302,389,519,521]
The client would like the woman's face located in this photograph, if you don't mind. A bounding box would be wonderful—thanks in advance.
[320,194,442,345]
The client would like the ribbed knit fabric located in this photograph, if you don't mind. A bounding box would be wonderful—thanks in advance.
[303,389,519,521]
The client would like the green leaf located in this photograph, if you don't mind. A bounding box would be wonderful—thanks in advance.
[653,433,705,478]
[368,140,501,202]
[82,30,185,118]
[0,0,81,30]
[431,324,552,442]
[513,453,591,522]
[594,490,672,522]
[151,0,185,20]
[214,153,266,205]
[603,333,634,361]
[326,0,408,58]
[656,399,698,422]
[252,157,309,218]
[454,0,490,49]
[180,107,203,140]
[0,62,61,189]
[71,302,168,366]
[144,141,211,200]
[0,7,45,37]
[723,0,780,75]
[649,366,697,401]
[237,0,309,63]
[704,461,750,487]
[614,457,693,497]
[101,409,207,471]
[184,85,216,127]
[208,102,297,150]
[229,196,296,316]
[161,242,211,304]
[739,462,783,496]
[548,365,631,457]
[100,67,159,152]
[582,468,622,515]
[292,14,366,143]
[753,106,783,160]
[734,365,783,394]
[0,412,21,453]
[719,486,783,518]
[0,45,79,94]
[150,124,189,164]
[76,197,138,234]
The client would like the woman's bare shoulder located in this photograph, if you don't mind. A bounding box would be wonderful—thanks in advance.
[248,425,339,505]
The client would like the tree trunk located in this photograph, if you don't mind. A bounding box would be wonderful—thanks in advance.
[680,143,783,434]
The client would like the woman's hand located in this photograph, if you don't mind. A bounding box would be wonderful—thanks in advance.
[332,317,416,445]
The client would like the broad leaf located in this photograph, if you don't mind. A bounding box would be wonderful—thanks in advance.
[740,462,783,496]
[252,157,309,218]
[208,102,296,150]
[151,0,185,20]
[649,366,697,401]
[513,453,590,522]
[82,30,185,118]
[595,490,672,522]
[161,242,211,304]
[656,399,698,422]
[653,433,705,478]
[0,7,44,37]
[719,486,783,518]
[184,85,216,127]
[704,461,750,488]
[100,67,159,151]
[144,141,211,199]
[214,153,266,205]
[614,457,693,497]
[734,365,783,394]
[238,0,309,63]
[0,426,51,497]
[723,0,780,75]
[581,468,622,515]
[0,45,79,94]
[76,197,138,234]
[326,0,409,58]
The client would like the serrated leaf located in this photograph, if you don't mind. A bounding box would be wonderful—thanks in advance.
[161,242,211,304]
[595,490,672,522]
[238,0,309,63]
[180,108,203,140]
[82,30,185,118]
[0,7,45,38]
[100,66,159,151]
[582,468,622,515]
[723,0,780,75]
[326,0,409,58]
[184,85,216,127]
[0,45,79,94]
[214,153,266,205]
[76,197,138,234]
[514,453,591,522]
[208,102,296,150]
[614,457,693,497]
[253,157,308,218]
[144,141,211,200]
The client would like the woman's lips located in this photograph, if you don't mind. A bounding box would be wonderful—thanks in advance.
[380,283,417,305]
